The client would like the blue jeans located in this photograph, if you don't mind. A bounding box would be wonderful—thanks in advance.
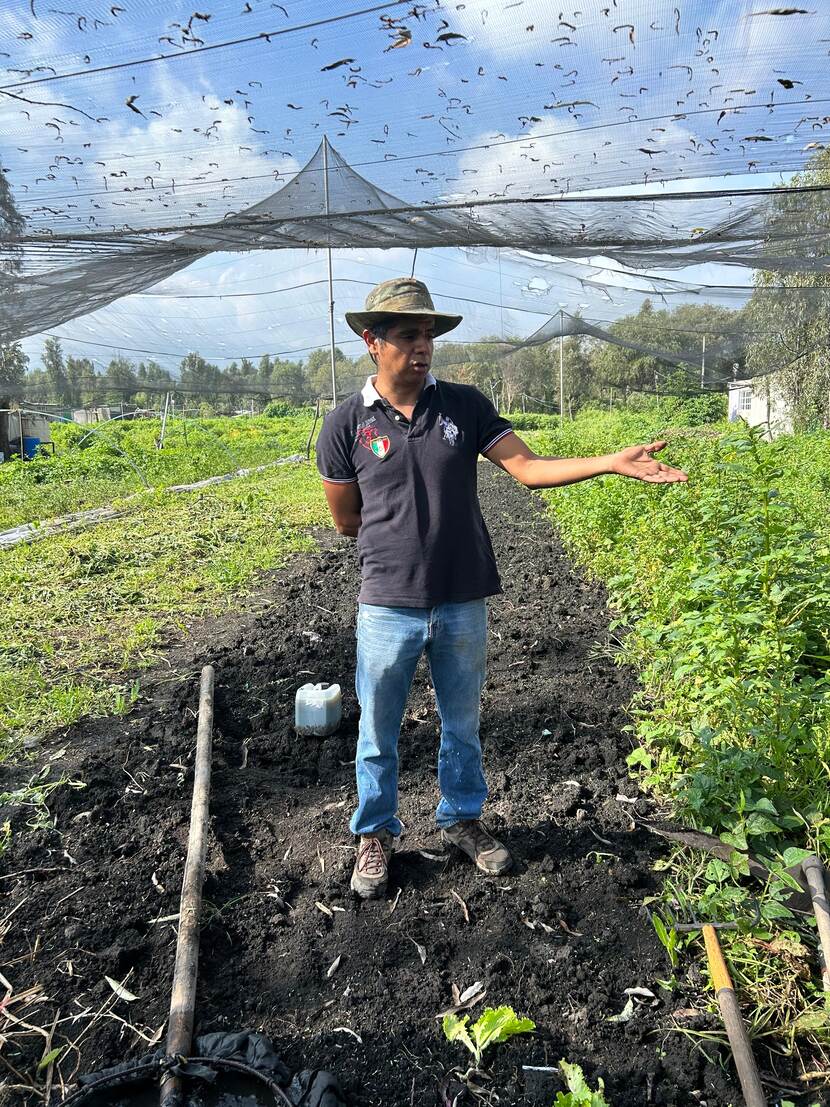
[351,600,488,837]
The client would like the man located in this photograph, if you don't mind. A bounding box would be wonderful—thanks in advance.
[316,278,687,899]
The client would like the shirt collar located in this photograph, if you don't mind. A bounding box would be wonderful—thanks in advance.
[361,373,436,408]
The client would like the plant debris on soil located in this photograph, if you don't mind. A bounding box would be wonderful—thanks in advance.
[2,467,755,1106]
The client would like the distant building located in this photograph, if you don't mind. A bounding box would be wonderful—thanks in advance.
[0,409,54,462]
[73,406,113,424]
[727,377,793,438]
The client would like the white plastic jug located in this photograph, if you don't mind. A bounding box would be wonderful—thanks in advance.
[295,682,342,736]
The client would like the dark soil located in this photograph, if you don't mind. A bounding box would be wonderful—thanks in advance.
[2,468,756,1106]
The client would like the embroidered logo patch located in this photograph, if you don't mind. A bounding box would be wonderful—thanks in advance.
[439,414,460,446]
[355,419,378,450]
[357,419,391,459]
[370,435,391,459]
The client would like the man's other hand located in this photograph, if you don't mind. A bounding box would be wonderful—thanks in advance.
[611,441,688,484]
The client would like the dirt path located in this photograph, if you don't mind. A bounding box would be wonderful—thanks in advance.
[1,467,740,1106]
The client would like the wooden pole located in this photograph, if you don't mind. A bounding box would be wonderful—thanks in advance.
[160,665,215,1107]
[306,396,321,460]
[702,926,767,1107]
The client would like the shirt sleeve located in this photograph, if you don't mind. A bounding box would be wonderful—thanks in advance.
[476,391,514,455]
[315,412,358,483]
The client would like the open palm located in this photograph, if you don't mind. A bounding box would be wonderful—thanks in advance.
[612,441,688,484]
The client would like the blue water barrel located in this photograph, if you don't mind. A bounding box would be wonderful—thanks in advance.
[22,436,41,460]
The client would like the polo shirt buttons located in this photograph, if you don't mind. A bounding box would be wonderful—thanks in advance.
[395,415,401,420]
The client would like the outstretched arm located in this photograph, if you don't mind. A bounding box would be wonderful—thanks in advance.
[484,431,687,489]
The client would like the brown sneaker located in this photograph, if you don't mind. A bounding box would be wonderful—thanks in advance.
[441,820,513,875]
[350,830,398,899]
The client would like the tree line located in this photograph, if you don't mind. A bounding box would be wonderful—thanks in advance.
[0,287,825,427]
[0,300,743,416]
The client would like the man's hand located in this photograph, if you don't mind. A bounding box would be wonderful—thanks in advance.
[610,441,688,483]
[484,431,687,488]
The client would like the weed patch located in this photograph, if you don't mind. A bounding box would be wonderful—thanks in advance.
[0,412,316,531]
[0,461,327,756]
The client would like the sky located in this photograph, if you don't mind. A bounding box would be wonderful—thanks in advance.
[1,0,827,374]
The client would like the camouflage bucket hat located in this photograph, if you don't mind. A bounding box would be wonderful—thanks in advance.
[345,277,463,338]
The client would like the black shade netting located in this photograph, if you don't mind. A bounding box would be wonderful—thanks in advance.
[3,138,830,347]
[2,0,830,358]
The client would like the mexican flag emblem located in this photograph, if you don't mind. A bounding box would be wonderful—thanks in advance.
[370,435,391,459]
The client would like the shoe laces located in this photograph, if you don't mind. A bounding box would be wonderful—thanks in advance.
[461,820,495,851]
[357,836,388,877]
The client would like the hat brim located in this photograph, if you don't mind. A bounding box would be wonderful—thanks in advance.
[345,309,463,338]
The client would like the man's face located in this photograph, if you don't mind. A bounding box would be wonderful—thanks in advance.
[365,316,435,383]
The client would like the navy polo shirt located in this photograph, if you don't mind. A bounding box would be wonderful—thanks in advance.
[315,374,513,608]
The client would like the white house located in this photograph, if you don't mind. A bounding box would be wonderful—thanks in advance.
[727,378,793,437]
[73,406,113,424]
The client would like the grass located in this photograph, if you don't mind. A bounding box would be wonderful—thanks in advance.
[524,408,830,1077]
[0,459,328,758]
[0,411,316,531]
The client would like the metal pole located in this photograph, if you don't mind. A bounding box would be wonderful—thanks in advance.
[802,856,830,992]
[498,250,505,339]
[323,137,338,407]
[559,310,565,422]
[158,391,170,449]
[701,334,706,389]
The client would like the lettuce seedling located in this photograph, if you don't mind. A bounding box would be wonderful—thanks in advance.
[553,1060,610,1106]
[442,1005,535,1070]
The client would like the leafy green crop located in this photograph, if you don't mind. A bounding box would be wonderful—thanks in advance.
[529,410,830,1059]
[553,1061,610,1107]
[442,1006,535,1069]
[0,461,327,756]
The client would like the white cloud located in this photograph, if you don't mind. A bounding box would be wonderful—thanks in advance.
[446,0,603,63]
[452,110,696,201]
[5,60,302,233]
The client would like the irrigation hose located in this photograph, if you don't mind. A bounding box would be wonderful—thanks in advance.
[57,1054,295,1106]
[176,1057,294,1107]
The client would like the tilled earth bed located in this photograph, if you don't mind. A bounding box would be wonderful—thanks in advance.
[1,467,745,1106]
